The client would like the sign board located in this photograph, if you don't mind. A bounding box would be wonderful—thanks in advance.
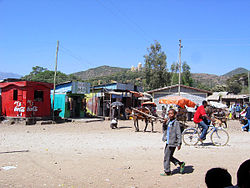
[72,82,90,94]
[54,85,72,94]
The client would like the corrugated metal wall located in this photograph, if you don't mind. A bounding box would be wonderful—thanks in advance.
[152,87,208,111]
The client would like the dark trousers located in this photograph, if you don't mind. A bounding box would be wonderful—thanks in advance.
[164,144,180,173]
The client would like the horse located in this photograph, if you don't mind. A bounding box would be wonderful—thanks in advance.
[176,107,187,124]
[206,106,228,128]
[212,108,228,128]
[125,107,156,132]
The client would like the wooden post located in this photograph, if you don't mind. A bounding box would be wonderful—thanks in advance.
[92,87,94,115]
[178,40,182,96]
[102,89,105,117]
[109,94,111,119]
[52,40,59,122]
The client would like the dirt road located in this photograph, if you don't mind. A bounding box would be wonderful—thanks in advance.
[0,120,249,188]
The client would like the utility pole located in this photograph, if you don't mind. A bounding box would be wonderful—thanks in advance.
[52,40,59,122]
[178,40,183,96]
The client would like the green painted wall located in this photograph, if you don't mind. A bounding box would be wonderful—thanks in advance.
[51,93,86,118]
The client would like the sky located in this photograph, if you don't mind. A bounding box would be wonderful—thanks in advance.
[0,0,249,76]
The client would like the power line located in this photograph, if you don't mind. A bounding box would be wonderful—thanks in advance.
[107,0,154,43]
[183,38,250,47]
[95,0,151,43]
[184,37,250,41]
[96,0,179,64]
[60,44,99,71]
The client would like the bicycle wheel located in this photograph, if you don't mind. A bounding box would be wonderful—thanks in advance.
[211,128,229,146]
[182,128,199,146]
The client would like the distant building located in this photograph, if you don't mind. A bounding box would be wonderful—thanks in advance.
[206,92,228,102]
[138,62,142,71]
[147,84,212,111]
[207,92,249,106]
[131,62,143,72]
[131,66,136,72]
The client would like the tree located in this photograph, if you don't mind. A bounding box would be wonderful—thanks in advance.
[170,61,193,86]
[227,81,242,94]
[192,79,212,91]
[22,66,79,84]
[22,66,48,80]
[30,66,48,75]
[225,73,247,94]
[143,41,169,90]
[170,62,179,85]
[181,62,193,86]
[212,85,227,92]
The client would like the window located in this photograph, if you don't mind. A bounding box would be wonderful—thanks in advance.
[34,90,44,102]
[13,89,18,100]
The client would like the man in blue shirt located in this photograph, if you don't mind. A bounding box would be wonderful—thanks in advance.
[235,104,241,119]
[241,103,250,132]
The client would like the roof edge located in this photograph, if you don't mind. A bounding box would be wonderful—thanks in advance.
[147,84,212,94]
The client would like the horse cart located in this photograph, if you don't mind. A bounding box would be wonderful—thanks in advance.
[130,106,161,132]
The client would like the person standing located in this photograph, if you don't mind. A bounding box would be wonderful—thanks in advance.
[241,103,250,132]
[193,101,214,142]
[160,109,185,176]
[232,104,236,120]
[236,104,241,119]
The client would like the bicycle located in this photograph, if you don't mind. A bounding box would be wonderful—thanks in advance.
[182,124,229,146]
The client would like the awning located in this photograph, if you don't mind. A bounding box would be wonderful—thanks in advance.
[107,91,122,95]
[222,94,249,100]
[130,91,143,98]
[142,102,157,107]
[142,92,153,99]
[138,96,151,101]
[209,101,227,109]
[159,96,196,108]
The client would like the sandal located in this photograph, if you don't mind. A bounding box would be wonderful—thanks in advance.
[180,162,185,174]
[160,172,172,176]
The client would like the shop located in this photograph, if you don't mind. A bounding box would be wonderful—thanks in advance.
[52,81,90,118]
[86,83,143,117]
[0,80,53,119]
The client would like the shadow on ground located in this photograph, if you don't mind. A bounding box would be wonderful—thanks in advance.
[198,142,214,146]
[0,150,30,154]
[143,130,161,133]
[172,165,194,175]
[118,126,133,129]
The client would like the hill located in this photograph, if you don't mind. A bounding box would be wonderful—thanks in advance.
[223,67,249,77]
[0,72,22,80]
[73,65,129,80]
[191,73,228,87]
[72,66,248,90]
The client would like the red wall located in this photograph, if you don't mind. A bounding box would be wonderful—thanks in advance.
[0,81,53,118]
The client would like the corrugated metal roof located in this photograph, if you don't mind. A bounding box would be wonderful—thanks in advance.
[222,94,249,99]
[207,92,228,101]
[0,81,53,89]
[147,84,212,94]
